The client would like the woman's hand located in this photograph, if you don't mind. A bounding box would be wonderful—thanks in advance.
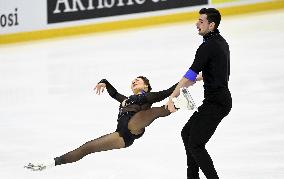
[165,97,177,113]
[94,83,106,95]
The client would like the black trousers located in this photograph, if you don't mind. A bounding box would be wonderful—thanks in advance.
[181,88,232,179]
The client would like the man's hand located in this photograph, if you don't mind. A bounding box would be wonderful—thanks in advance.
[94,83,106,95]
[165,98,177,113]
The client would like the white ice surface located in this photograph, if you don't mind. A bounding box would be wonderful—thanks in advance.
[0,10,284,179]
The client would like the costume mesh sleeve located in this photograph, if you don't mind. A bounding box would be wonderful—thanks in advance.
[144,83,178,103]
[98,79,127,103]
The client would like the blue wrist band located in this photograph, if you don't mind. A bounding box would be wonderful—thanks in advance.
[184,69,197,81]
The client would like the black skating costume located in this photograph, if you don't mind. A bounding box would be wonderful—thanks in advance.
[100,79,177,147]
[54,79,177,166]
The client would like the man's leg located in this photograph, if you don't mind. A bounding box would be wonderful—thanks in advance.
[181,112,200,179]
[187,104,224,179]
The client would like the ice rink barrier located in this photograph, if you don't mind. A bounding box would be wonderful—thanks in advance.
[0,0,283,44]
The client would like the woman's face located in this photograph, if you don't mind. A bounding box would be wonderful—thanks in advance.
[131,77,147,94]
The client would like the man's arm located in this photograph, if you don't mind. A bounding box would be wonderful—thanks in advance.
[170,77,195,99]
[166,44,206,112]
[196,72,203,81]
[165,69,200,112]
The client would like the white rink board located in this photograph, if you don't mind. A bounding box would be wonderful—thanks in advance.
[0,0,271,35]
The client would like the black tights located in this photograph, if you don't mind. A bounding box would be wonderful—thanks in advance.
[55,106,171,166]
[55,132,124,165]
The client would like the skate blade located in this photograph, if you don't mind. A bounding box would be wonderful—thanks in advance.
[24,163,46,171]
[181,88,196,110]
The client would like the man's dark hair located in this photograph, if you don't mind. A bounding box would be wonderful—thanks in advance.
[137,76,152,92]
[199,8,221,30]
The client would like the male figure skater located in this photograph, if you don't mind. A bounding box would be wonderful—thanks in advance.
[166,8,232,179]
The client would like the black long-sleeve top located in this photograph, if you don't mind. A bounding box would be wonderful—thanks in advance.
[99,79,177,117]
[190,29,230,92]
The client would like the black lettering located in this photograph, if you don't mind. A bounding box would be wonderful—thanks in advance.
[15,8,19,26]
[0,15,7,27]
[8,14,13,26]
[0,8,19,28]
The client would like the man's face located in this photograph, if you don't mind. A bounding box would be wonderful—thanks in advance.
[196,14,214,36]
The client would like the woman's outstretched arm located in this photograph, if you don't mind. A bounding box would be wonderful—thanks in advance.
[124,83,179,106]
[95,79,127,103]
[144,83,178,103]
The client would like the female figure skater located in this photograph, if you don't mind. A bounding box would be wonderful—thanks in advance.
[25,76,178,171]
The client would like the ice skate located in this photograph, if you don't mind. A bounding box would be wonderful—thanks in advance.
[172,87,196,110]
[24,159,55,171]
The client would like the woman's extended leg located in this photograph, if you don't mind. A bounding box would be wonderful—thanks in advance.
[55,132,125,165]
[25,132,126,170]
[128,106,171,135]
[25,107,171,171]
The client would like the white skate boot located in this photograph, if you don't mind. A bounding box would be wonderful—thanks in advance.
[24,159,55,171]
[172,87,196,110]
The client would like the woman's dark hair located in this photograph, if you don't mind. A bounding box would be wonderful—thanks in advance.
[199,8,221,30]
[137,76,152,92]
